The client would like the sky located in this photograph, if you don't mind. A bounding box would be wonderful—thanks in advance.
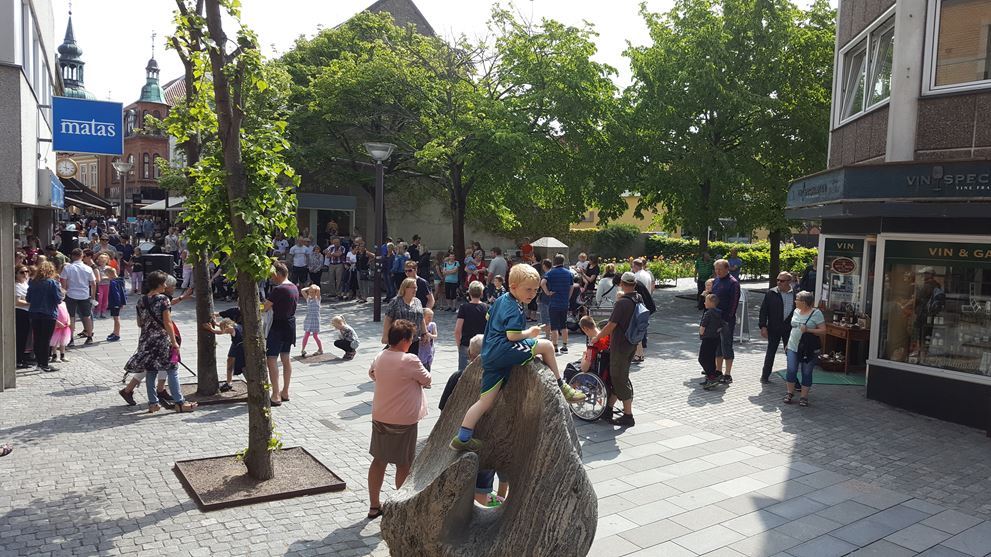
[53,0,834,105]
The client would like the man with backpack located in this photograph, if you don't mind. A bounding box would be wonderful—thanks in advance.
[591,272,650,427]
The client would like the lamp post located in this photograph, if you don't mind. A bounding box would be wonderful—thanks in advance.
[112,159,134,228]
[363,142,395,322]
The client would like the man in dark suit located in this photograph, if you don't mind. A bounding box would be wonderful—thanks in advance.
[759,272,796,384]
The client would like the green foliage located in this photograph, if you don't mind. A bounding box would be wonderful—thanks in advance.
[592,224,640,255]
[164,7,298,280]
[644,235,816,278]
[281,9,617,249]
[614,0,835,242]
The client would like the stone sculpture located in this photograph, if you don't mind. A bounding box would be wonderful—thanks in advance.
[381,358,598,557]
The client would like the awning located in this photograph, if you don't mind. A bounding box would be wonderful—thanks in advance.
[61,177,112,211]
[142,196,185,211]
[532,237,568,249]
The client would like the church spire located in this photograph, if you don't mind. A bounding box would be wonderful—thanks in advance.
[139,31,165,103]
[57,2,95,99]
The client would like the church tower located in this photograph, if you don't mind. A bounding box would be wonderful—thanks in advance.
[56,6,95,99]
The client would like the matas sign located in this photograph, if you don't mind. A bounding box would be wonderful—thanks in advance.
[52,97,123,156]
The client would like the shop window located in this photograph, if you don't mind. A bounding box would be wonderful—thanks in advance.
[927,0,991,93]
[819,238,866,312]
[838,16,895,124]
[877,239,991,377]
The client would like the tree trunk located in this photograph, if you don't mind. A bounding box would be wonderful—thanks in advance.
[698,179,711,253]
[450,165,467,283]
[193,252,218,395]
[768,228,782,288]
[205,0,274,481]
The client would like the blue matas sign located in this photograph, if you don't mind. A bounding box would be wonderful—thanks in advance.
[52,96,124,156]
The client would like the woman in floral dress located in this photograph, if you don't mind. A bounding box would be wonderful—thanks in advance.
[124,270,197,413]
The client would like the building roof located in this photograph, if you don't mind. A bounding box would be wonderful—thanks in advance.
[162,76,187,107]
[365,0,435,36]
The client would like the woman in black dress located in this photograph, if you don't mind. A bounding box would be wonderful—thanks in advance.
[26,262,63,372]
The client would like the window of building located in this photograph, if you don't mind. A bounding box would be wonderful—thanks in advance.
[142,153,151,179]
[926,0,991,93]
[877,238,991,378]
[81,164,88,186]
[837,13,896,126]
[89,163,97,186]
[153,155,161,179]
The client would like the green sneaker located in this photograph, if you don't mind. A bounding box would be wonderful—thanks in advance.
[561,383,586,403]
[450,436,483,453]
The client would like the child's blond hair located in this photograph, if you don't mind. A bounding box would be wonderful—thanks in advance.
[331,314,347,327]
[467,334,484,359]
[508,263,539,287]
[424,307,434,318]
[104,266,118,279]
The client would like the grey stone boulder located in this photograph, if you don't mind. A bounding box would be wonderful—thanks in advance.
[381,358,597,557]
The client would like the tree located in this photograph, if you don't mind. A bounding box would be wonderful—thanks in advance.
[168,0,300,480]
[161,0,218,396]
[619,0,834,260]
[282,10,617,261]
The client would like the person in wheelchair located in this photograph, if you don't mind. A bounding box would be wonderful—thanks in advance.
[579,316,610,374]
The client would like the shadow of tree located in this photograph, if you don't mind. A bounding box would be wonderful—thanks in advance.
[48,385,111,397]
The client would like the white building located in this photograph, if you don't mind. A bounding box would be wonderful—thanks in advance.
[0,0,61,390]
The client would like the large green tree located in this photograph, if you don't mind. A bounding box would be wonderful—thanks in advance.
[619,0,834,266]
[282,10,618,257]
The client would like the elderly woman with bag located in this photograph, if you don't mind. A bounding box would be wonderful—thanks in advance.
[124,270,197,413]
[783,290,826,407]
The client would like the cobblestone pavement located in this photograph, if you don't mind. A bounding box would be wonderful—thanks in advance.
[2,280,989,556]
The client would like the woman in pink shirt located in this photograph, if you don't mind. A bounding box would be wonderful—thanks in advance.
[366,319,431,520]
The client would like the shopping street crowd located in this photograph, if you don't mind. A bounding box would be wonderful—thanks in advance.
[10,216,832,521]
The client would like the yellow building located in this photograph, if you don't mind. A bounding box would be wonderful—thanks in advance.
[571,193,679,235]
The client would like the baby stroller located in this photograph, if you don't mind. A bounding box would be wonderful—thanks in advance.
[565,323,613,422]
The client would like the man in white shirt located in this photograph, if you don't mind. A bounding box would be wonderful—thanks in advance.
[488,247,508,283]
[59,248,97,345]
[288,237,312,286]
[631,258,655,362]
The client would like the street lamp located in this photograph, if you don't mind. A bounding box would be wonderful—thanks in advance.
[112,159,134,227]
[363,142,395,322]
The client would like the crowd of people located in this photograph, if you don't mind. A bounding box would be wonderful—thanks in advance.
[11,214,830,509]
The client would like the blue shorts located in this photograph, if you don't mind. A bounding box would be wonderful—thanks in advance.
[549,308,568,331]
[266,320,295,357]
[481,339,537,394]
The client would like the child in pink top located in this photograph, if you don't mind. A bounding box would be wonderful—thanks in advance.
[366,319,431,520]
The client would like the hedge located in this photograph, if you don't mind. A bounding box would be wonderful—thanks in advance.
[632,236,817,280]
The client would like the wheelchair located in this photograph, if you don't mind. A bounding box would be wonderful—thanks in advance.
[564,323,614,422]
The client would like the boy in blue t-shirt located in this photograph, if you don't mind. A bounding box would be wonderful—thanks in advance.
[451,264,586,452]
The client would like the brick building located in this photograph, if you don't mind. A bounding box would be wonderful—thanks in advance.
[786,0,991,430]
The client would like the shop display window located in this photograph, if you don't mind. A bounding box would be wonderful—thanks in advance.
[819,238,865,313]
[878,239,991,377]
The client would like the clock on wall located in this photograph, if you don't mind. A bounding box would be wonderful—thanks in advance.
[56,158,78,178]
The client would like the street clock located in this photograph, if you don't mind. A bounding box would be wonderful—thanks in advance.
[56,158,79,178]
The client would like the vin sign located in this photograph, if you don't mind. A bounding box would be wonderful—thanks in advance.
[52,97,123,156]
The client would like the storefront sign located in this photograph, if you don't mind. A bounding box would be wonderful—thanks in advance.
[52,97,124,156]
[885,240,991,266]
[50,174,65,209]
[787,161,991,209]
[830,257,857,274]
[824,238,864,257]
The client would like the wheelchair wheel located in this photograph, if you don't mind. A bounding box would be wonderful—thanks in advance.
[568,372,608,422]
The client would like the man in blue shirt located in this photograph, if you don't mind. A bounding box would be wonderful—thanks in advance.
[712,259,741,383]
[541,254,576,353]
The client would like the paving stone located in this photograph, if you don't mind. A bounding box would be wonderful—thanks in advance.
[597,514,641,538]
[673,524,746,554]
[703,547,747,557]
[619,499,687,526]
[870,504,932,530]
[723,510,790,537]
[831,518,902,547]
[786,535,860,557]
[618,519,692,548]
[940,522,991,557]
[587,534,641,557]
[765,497,828,520]
[847,539,917,556]
[922,510,985,535]
[814,500,882,526]
[670,505,739,530]
[884,523,953,552]
[901,498,947,516]
[770,514,842,542]
[728,530,802,557]
[916,545,980,557]
[627,540,696,557]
